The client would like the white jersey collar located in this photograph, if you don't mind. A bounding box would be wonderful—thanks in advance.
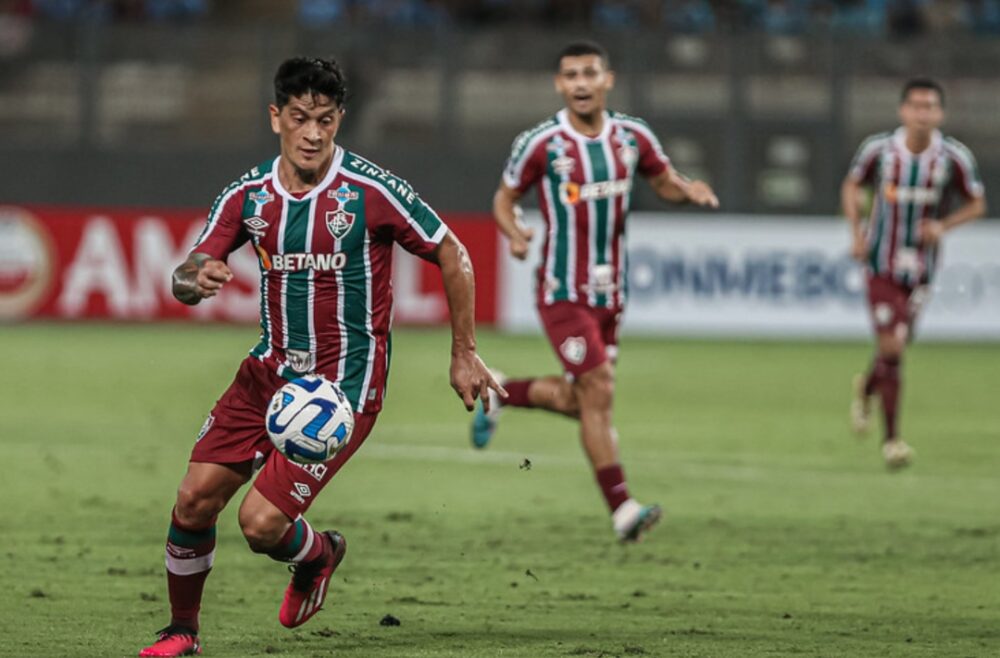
[558,108,612,143]
[271,145,344,202]
[892,126,942,159]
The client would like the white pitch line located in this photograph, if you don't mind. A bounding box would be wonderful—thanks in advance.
[363,442,580,467]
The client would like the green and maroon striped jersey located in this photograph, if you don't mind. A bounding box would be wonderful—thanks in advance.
[849,127,984,285]
[503,109,671,309]
[193,147,448,414]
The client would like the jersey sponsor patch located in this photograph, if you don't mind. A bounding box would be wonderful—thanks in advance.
[883,182,940,205]
[269,252,347,272]
[294,462,329,481]
[249,189,274,206]
[559,179,632,205]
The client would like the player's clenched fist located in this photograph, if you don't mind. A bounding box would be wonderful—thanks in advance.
[172,253,233,305]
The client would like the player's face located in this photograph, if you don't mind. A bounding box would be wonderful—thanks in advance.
[899,88,944,135]
[555,55,614,119]
[270,93,344,177]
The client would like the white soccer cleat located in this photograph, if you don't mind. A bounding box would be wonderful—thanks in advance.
[850,373,873,436]
[882,439,913,470]
[613,499,663,542]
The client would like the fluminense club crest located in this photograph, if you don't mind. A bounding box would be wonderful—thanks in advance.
[326,210,355,240]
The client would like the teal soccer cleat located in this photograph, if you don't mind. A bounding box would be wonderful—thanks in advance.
[470,370,505,449]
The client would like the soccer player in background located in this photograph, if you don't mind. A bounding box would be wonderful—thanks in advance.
[139,57,504,657]
[471,41,718,542]
[844,78,985,469]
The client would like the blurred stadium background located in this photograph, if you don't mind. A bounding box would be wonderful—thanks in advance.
[1,2,998,657]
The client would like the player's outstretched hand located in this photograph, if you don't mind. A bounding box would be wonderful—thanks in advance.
[450,349,508,412]
[688,181,720,209]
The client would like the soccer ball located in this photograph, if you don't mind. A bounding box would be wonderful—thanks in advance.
[266,375,354,464]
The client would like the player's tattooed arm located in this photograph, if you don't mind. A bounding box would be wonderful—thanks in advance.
[649,168,719,208]
[434,231,508,412]
[171,252,234,305]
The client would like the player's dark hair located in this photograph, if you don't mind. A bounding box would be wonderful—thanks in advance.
[274,56,347,108]
[901,77,945,107]
[556,41,610,70]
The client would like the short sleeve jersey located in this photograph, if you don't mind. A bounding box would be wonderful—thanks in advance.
[502,109,671,309]
[848,127,984,285]
[193,147,448,414]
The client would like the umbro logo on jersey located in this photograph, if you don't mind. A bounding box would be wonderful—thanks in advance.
[243,216,269,237]
[326,210,355,240]
[552,156,576,176]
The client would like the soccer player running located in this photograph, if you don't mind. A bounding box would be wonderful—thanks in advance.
[471,41,718,542]
[844,78,985,469]
[139,57,504,657]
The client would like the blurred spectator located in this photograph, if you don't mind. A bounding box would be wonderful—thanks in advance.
[0,0,33,58]
[9,0,1000,34]
[592,0,641,28]
[361,0,449,26]
[662,0,715,32]
[962,0,1000,34]
[757,0,810,34]
[886,0,928,36]
[828,0,886,35]
[298,0,348,24]
[145,0,208,22]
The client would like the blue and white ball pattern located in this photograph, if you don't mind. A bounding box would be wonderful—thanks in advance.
[266,375,354,464]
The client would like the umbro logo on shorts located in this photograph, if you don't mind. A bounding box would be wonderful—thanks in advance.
[290,482,312,504]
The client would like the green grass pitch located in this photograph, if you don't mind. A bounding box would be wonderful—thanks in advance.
[0,325,997,657]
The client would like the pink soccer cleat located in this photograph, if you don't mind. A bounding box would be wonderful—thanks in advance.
[138,625,201,657]
[278,530,347,628]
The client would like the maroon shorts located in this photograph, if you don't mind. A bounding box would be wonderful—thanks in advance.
[538,301,621,378]
[866,273,928,340]
[191,356,378,519]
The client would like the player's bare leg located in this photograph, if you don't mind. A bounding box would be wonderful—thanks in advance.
[850,373,873,435]
[140,462,251,657]
[239,487,346,628]
[870,331,913,469]
[574,362,661,541]
[472,374,579,448]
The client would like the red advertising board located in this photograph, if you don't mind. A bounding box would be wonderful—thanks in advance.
[0,205,498,325]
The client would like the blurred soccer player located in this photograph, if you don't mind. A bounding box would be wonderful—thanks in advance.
[139,57,504,657]
[472,41,718,542]
[843,78,985,469]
